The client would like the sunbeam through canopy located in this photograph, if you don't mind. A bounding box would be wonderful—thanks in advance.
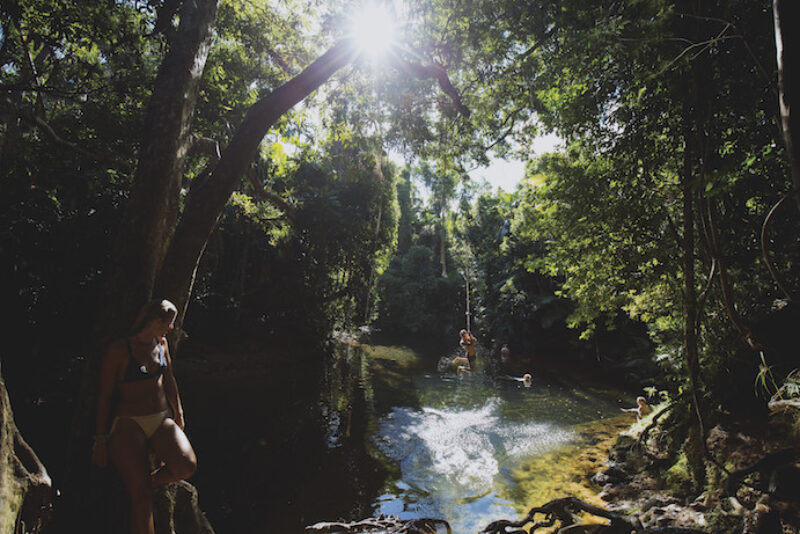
[349,1,397,62]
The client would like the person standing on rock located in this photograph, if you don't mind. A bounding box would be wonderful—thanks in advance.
[91,299,197,534]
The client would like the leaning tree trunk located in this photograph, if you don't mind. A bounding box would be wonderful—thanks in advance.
[0,363,52,534]
[773,0,800,210]
[153,39,358,339]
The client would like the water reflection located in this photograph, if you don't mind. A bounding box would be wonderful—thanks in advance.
[185,342,629,533]
[373,400,574,532]
[348,344,628,533]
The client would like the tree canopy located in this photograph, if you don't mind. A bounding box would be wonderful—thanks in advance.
[1,0,799,531]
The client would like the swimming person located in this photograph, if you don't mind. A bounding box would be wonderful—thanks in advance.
[92,299,197,534]
[500,344,510,365]
[500,373,533,387]
[452,329,477,375]
[621,396,652,419]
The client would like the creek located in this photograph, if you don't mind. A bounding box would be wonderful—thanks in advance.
[181,342,635,533]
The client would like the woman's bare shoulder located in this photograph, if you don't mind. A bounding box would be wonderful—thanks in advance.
[103,338,129,362]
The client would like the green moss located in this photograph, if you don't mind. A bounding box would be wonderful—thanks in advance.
[361,345,421,368]
[664,452,694,496]
[705,507,743,533]
[620,401,669,438]
[0,459,25,533]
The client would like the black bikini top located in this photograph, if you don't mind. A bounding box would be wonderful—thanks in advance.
[122,338,167,383]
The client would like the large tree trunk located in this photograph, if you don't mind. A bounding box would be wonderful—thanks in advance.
[439,202,448,277]
[682,125,707,490]
[154,39,358,336]
[101,0,219,339]
[681,130,701,401]
[773,0,800,210]
[0,363,52,534]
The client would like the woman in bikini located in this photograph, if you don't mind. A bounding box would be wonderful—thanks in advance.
[91,299,196,534]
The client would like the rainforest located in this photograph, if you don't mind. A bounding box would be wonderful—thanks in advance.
[1,1,798,533]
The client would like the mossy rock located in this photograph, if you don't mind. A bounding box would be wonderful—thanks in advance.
[664,453,694,496]
[608,435,636,463]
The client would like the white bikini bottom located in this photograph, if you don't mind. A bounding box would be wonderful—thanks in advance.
[111,410,169,439]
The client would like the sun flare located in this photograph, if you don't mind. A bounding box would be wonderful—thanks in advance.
[350,2,396,61]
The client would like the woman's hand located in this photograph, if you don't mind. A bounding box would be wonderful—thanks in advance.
[91,438,108,468]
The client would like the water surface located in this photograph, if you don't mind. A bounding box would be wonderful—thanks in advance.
[184,342,633,533]
[321,344,631,533]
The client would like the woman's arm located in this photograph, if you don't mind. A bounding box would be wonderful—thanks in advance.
[162,340,185,430]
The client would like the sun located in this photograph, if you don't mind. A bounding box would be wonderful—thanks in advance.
[350,2,397,61]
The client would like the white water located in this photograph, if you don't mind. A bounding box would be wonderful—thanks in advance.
[372,397,575,532]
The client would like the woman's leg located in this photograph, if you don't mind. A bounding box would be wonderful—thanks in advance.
[109,418,154,534]
[149,418,197,487]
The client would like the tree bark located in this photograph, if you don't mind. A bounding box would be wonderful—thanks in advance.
[773,0,800,210]
[0,363,52,534]
[361,155,387,322]
[439,199,448,277]
[682,125,708,490]
[154,39,358,336]
[681,130,701,401]
[102,0,219,339]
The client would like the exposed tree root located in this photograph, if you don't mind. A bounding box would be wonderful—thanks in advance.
[305,497,711,534]
[306,515,451,533]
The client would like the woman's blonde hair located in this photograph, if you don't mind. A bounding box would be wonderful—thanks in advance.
[130,299,178,334]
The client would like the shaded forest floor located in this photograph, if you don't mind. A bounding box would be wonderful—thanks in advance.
[594,412,800,533]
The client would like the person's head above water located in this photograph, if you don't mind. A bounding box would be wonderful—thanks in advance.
[636,396,648,406]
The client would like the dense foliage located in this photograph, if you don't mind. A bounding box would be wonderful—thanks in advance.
[2,0,799,531]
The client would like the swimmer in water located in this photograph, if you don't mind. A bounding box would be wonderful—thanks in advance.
[452,329,477,376]
[621,396,652,419]
[500,344,510,365]
[501,372,533,387]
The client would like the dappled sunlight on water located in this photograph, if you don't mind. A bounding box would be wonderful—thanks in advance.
[359,345,632,533]
[373,399,575,532]
[506,414,634,515]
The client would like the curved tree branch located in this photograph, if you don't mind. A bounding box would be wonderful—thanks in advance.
[700,192,761,349]
[192,135,296,219]
[760,188,798,301]
[482,107,523,151]
[155,39,359,337]
[16,107,119,165]
[245,165,296,219]
[395,57,471,118]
